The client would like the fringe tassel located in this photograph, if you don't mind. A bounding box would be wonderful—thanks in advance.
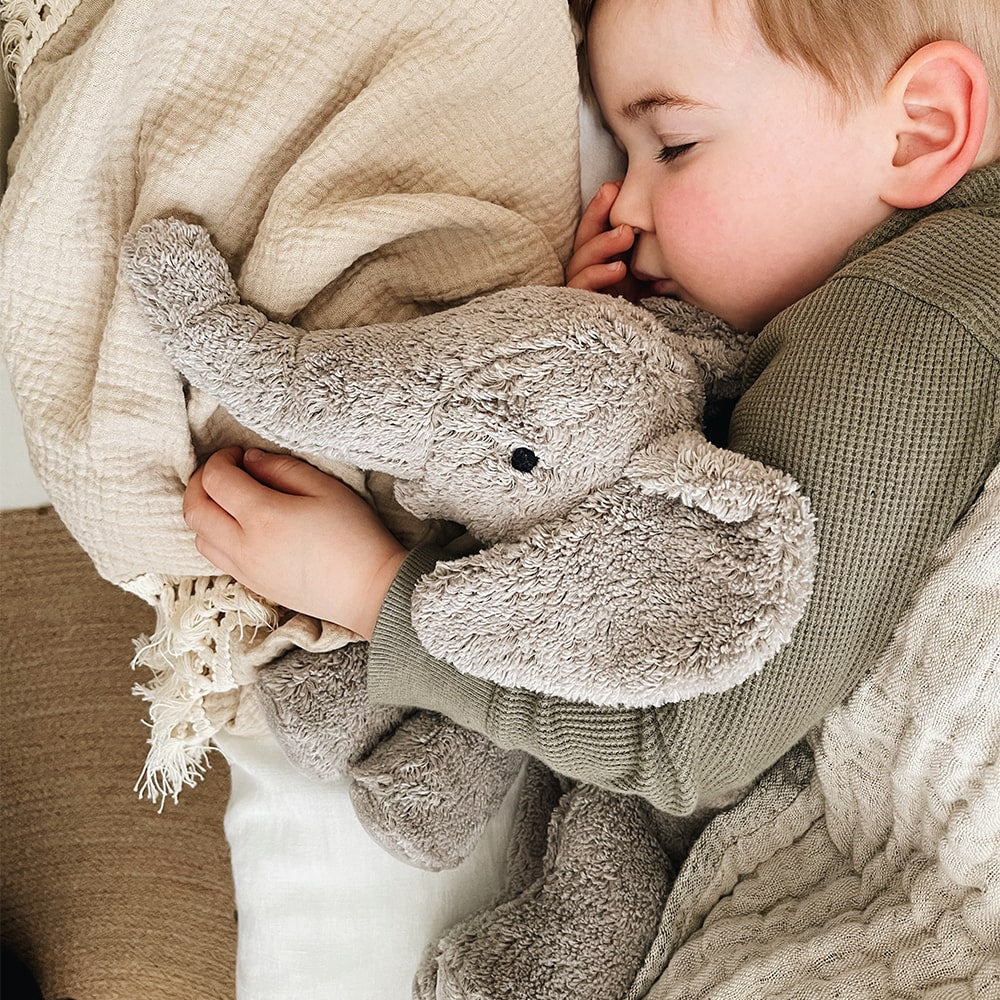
[1,0,80,98]
[130,574,277,809]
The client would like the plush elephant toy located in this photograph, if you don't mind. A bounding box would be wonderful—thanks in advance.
[120,218,815,886]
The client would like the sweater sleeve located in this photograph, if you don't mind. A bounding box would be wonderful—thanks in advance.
[368,235,1000,815]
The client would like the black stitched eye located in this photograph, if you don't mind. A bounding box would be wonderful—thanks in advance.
[510,447,539,473]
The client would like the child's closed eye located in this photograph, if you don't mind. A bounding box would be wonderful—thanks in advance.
[656,142,697,164]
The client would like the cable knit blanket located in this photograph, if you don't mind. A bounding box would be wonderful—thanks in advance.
[628,463,1000,998]
[0,0,579,802]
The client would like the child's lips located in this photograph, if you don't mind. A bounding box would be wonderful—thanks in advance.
[650,279,680,296]
[633,269,680,297]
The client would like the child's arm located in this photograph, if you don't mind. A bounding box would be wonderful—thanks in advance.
[188,291,997,813]
[366,275,999,812]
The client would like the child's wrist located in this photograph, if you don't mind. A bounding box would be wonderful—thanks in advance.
[355,544,409,640]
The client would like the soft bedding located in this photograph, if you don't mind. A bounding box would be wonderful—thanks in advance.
[0,0,580,800]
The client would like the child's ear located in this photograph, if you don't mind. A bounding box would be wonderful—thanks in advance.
[880,41,990,210]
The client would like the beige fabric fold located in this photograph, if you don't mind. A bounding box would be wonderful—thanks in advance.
[0,0,580,801]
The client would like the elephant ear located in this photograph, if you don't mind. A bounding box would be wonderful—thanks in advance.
[640,297,755,401]
[410,430,816,707]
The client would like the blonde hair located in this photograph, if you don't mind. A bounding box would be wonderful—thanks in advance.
[745,0,1000,109]
[571,0,1000,111]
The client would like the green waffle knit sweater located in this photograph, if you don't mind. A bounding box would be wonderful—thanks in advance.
[368,163,1000,815]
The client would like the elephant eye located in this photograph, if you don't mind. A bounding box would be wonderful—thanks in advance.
[510,447,539,473]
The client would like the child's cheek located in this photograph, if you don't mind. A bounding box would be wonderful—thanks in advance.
[657,182,728,265]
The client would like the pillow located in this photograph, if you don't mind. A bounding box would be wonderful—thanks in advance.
[217,730,521,999]
[579,91,626,204]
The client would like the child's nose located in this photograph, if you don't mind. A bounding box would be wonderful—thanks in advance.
[608,171,652,233]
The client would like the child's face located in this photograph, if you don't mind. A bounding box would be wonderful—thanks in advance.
[590,0,897,331]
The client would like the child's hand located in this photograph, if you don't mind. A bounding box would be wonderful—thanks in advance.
[183,447,408,639]
[565,181,644,300]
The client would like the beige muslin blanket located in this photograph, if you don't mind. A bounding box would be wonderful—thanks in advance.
[0,0,580,801]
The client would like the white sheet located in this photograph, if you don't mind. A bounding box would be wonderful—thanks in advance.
[216,731,522,999]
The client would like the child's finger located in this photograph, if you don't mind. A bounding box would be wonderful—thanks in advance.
[241,449,335,497]
[572,181,622,252]
[183,462,232,526]
[566,261,627,292]
[183,468,242,549]
[195,447,291,525]
[565,225,635,283]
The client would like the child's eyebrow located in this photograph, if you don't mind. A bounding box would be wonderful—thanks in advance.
[621,91,711,120]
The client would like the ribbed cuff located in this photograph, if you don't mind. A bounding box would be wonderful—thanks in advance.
[367,545,495,730]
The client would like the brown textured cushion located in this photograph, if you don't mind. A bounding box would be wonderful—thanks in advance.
[1,507,235,999]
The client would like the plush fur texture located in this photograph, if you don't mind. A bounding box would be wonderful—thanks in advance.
[245,643,525,873]
[412,760,728,1000]
[416,777,676,1000]
[120,219,818,975]
[122,218,816,707]
[255,644,404,777]
[349,712,525,871]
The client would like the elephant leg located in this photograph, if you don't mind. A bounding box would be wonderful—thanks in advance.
[255,643,407,778]
[416,783,674,1000]
[500,759,569,899]
[348,711,524,872]
[412,759,565,998]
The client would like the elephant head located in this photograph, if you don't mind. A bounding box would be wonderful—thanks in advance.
[122,218,815,706]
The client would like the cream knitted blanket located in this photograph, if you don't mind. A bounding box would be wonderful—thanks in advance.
[0,0,579,802]
[630,463,1000,998]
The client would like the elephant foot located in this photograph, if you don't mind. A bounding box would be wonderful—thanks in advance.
[415,783,674,1000]
[255,643,406,778]
[349,712,524,872]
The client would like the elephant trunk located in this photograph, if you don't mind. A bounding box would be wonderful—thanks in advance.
[121,218,436,476]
